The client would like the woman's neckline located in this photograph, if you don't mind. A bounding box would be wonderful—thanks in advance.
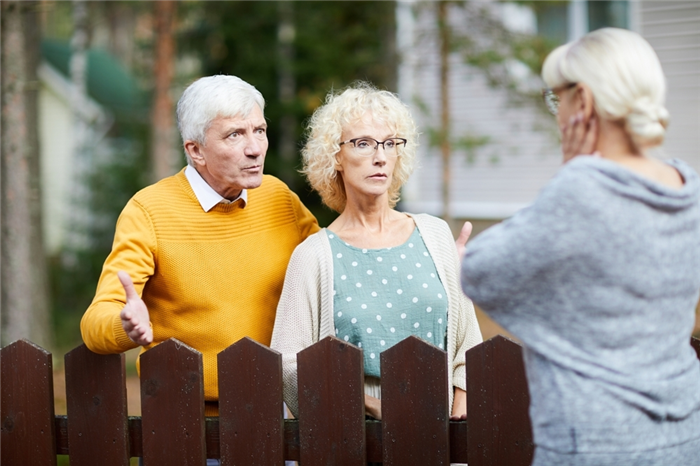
[326,225,418,252]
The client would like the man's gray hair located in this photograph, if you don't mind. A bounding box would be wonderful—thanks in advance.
[177,75,265,165]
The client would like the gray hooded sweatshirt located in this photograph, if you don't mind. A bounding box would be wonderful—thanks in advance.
[461,157,700,461]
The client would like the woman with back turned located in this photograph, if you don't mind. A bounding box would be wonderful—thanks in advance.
[461,28,700,465]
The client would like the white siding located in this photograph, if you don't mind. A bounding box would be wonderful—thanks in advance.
[637,1,700,171]
[398,1,700,220]
[398,1,561,220]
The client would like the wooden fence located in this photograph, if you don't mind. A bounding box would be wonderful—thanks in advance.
[3,335,699,465]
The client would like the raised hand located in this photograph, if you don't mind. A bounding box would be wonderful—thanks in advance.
[456,221,473,261]
[118,271,153,346]
[561,111,599,163]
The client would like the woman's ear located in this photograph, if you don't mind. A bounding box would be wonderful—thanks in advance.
[334,153,344,172]
[576,83,596,122]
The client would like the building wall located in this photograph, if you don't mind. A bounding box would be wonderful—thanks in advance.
[636,1,700,171]
[39,75,75,255]
[398,1,700,225]
[398,1,561,222]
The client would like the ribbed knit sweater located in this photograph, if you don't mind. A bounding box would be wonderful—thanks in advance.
[81,169,319,411]
[271,213,483,417]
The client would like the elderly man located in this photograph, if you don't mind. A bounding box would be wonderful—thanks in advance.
[81,75,319,417]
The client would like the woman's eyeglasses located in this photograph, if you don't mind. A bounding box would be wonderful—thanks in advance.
[542,83,577,116]
[339,137,407,157]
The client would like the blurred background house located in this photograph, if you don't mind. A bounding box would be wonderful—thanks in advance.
[398,0,700,233]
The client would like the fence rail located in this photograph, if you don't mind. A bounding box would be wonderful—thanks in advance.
[3,335,699,465]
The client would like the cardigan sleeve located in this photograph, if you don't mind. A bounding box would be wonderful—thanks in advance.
[80,198,157,354]
[270,234,326,417]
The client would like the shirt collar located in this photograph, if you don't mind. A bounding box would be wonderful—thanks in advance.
[185,165,248,212]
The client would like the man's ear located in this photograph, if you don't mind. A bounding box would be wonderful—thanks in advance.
[184,140,205,167]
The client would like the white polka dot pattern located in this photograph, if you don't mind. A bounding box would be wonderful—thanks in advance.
[328,227,448,378]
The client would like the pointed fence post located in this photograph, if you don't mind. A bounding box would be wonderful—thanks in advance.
[218,337,283,466]
[64,344,130,466]
[297,336,366,465]
[466,335,534,466]
[140,338,206,465]
[0,339,57,465]
[381,335,449,466]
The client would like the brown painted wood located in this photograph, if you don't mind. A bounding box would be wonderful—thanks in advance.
[0,339,57,465]
[691,337,700,360]
[381,335,449,466]
[56,415,469,462]
[64,344,130,466]
[140,338,206,465]
[450,421,469,463]
[218,337,283,465]
[205,417,219,459]
[55,415,69,454]
[297,335,366,465]
[466,335,533,466]
[284,419,300,461]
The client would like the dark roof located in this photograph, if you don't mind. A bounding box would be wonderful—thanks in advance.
[41,38,144,119]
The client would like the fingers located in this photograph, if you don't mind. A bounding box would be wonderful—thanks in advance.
[561,112,598,162]
[117,271,140,302]
[457,221,473,245]
[456,221,473,260]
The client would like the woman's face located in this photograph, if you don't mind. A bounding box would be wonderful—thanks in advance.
[336,112,399,206]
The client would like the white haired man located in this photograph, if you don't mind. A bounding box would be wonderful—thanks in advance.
[81,76,319,423]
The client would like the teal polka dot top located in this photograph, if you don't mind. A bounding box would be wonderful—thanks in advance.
[328,227,448,378]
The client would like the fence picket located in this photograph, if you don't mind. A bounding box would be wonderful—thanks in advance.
[5,334,695,463]
[381,335,450,466]
[297,335,366,465]
[64,344,130,466]
[0,339,57,466]
[140,338,206,465]
[218,337,283,466]
[466,335,534,466]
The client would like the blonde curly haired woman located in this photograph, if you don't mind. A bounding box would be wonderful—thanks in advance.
[271,83,482,422]
[462,28,700,465]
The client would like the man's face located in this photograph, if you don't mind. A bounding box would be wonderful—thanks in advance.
[186,105,268,200]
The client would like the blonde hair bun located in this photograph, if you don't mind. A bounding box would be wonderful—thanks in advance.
[625,96,670,149]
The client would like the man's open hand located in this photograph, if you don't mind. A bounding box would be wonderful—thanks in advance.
[118,271,153,346]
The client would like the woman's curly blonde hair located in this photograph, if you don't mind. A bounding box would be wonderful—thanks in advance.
[301,82,418,213]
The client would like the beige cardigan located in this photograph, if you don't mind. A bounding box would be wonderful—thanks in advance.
[270,213,483,416]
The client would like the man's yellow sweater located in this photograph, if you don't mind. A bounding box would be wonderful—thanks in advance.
[81,170,318,413]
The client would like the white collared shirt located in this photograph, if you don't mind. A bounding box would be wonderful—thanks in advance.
[184,165,248,212]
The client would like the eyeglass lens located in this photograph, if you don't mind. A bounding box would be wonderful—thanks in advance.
[352,138,404,157]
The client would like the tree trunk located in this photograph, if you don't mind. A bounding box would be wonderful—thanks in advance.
[277,0,297,190]
[151,0,178,182]
[438,1,452,225]
[1,1,51,348]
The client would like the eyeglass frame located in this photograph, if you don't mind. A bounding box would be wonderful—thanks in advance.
[339,137,408,157]
[542,83,577,116]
